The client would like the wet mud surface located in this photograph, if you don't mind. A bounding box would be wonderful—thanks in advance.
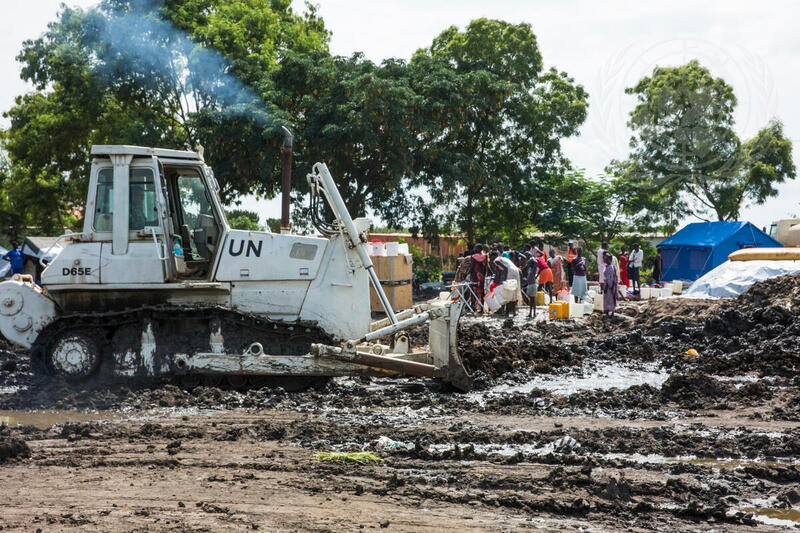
[1,275,800,531]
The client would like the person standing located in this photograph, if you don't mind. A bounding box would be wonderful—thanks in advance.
[571,248,588,302]
[523,251,540,317]
[602,252,618,315]
[536,249,554,304]
[550,254,566,292]
[2,241,25,277]
[597,241,609,292]
[629,243,643,295]
[566,241,577,287]
[494,255,520,316]
[619,246,629,290]
[653,247,663,287]
[468,245,489,312]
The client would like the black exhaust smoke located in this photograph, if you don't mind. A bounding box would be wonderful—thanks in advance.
[281,126,293,233]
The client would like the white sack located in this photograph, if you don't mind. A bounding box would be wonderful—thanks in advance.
[684,260,800,299]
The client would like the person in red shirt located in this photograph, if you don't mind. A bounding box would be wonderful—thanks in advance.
[536,249,554,304]
[619,246,630,289]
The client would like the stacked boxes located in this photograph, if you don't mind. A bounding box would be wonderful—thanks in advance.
[369,254,413,312]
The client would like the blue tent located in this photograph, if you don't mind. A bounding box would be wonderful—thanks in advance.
[657,221,782,282]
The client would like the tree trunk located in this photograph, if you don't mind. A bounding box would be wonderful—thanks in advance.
[465,192,475,248]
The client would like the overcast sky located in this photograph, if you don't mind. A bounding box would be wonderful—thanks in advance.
[2,0,799,230]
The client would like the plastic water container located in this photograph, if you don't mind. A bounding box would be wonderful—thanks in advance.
[640,287,651,299]
[398,243,409,255]
[661,287,672,298]
[672,280,683,294]
[569,302,582,318]
[500,279,518,300]
[372,242,386,256]
[593,295,604,311]
[536,291,546,306]
[385,242,399,256]
[584,302,594,315]
[548,302,568,319]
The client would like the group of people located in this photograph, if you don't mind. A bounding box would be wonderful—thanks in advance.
[456,241,587,317]
[456,239,663,317]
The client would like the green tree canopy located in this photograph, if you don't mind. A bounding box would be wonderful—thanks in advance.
[410,19,588,245]
[271,51,421,220]
[1,0,329,232]
[625,60,795,221]
[225,208,263,231]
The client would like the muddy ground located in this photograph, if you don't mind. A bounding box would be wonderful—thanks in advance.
[1,275,800,531]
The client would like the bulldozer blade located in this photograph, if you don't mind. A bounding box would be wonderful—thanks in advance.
[311,344,437,379]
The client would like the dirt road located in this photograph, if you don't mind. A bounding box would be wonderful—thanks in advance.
[1,274,800,531]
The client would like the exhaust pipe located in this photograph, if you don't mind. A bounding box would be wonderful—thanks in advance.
[280,126,293,234]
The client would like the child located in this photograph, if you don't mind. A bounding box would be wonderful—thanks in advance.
[522,251,540,317]
[536,249,554,303]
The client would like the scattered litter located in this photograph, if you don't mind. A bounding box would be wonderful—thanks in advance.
[685,349,699,357]
[543,436,581,454]
[375,436,413,452]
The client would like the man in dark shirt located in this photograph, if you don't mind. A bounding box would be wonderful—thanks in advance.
[653,247,663,287]
[2,241,25,276]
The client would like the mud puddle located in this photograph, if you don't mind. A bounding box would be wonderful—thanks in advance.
[602,453,800,467]
[0,409,123,428]
[738,508,800,527]
[0,406,210,428]
[473,360,669,399]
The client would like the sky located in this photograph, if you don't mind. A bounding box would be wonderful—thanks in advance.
[2,0,799,231]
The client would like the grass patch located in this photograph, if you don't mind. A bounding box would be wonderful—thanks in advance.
[314,451,385,464]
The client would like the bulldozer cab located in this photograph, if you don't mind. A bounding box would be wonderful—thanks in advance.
[81,145,226,283]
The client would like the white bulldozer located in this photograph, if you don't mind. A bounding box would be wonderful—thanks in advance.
[0,137,470,391]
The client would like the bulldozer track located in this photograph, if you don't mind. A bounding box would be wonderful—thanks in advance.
[30,305,333,387]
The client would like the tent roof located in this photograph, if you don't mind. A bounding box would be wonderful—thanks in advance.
[23,236,59,255]
[658,221,779,248]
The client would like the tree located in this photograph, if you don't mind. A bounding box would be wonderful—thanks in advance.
[225,208,263,231]
[626,60,795,221]
[551,171,628,247]
[410,19,588,245]
[2,0,329,231]
[271,51,421,220]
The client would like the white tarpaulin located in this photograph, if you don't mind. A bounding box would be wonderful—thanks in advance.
[0,245,9,279]
[684,259,800,299]
[22,237,63,263]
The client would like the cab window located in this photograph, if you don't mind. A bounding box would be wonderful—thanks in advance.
[129,168,158,230]
[94,169,114,231]
[177,173,212,229]
[93,167,158,232]
[176,171,216,259]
